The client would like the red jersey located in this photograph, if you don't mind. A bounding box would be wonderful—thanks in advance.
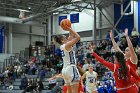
[126,59,139,86]
[126,59,137,71]
[92,52,140,92]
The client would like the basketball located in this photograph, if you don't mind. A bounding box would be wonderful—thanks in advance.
[60,19,71,30]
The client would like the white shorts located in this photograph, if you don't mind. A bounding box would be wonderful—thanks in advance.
[86,86,97,93]
[62,65,81,85]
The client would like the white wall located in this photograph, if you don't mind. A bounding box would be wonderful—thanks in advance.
[101,5,114,28]
[32,26,45,35]
[10,24,45,53]
[12,24,29,33]
[52,4,114,36]
[31,36,45,45]
[53,11,93,35]
[12,33,29,53]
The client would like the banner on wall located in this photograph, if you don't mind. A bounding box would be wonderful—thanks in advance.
[138,0,140,33]
[70,13,79,23]
[58,15,67,25]
[0,26,4,53]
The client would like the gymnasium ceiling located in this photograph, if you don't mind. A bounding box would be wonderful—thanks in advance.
[0,0,129,23]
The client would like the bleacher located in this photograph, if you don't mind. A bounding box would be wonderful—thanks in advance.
[0,74,63,93]
[0,51,64,93]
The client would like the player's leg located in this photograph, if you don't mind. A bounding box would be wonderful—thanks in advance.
[70,66,81,93]
[66,84,72,93]
[92,90,98,93]
[62,67,72,93]
[71,83,79,93]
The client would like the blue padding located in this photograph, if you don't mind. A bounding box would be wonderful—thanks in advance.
[138,0,140,33]
[114,0,134,36]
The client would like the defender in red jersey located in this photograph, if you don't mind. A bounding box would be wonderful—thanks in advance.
[110,29,139,87]
[110,29,138,69]
[91,51,140,93]
[89,42,140,93]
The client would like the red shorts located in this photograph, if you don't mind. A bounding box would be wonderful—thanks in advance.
[62,85,67,93]
[117,84,139,93]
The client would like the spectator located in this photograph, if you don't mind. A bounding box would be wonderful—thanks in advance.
[37,79,44,90]
[106,31,110,41]
[29,62,36,75]
[22,79,33,93]
[37,67,46,80]
[19,75,28,90]
[82,59,89,71]
[50,82,61,93]
[14,63,21,78]
[131,28,139,37]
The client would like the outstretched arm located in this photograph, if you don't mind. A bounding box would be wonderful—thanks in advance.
[47,74,63,81]
[89,44,114,71]
[110,30,123,53]
[68,32,75,41]
[92,52,114,71]
[124,28,138,64]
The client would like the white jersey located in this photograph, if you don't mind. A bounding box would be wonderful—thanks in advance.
[86,71,97,87]
[60,44,76,67]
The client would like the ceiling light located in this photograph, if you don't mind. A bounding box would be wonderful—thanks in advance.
[28,7,31,10]
[71,0,82,2]
[15,9,31,12]
[53,12,59,15]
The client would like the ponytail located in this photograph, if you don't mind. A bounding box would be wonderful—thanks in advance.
[54,35,64,45]
[115,52,127,79]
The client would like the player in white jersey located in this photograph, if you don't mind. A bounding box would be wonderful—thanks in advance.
[54,26,81,93]
[81,64,98,93]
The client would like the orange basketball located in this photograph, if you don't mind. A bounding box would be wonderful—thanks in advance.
[60,19,71,30]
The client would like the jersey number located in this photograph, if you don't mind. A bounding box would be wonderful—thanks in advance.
[69,51,75,64]
[89,79,94,83]
[61,50,65,57]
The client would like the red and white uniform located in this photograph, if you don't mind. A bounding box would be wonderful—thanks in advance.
[126,59,139,86]
[92,52,140,93]
[126,59,137,71]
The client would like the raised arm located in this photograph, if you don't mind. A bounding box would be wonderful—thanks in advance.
[68,32,74,41]
[89,44,114,71]
[124,28,138,64]
[47,74,63,81]
[110,30,123,53]
[65,26,80,51]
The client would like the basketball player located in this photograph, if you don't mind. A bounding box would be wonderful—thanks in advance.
[89,44,140,93]
[54,26,81,93]
[110,28,138,71]
[110,28,139,87]
[81,64,98,93]
[47,66,85,93]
